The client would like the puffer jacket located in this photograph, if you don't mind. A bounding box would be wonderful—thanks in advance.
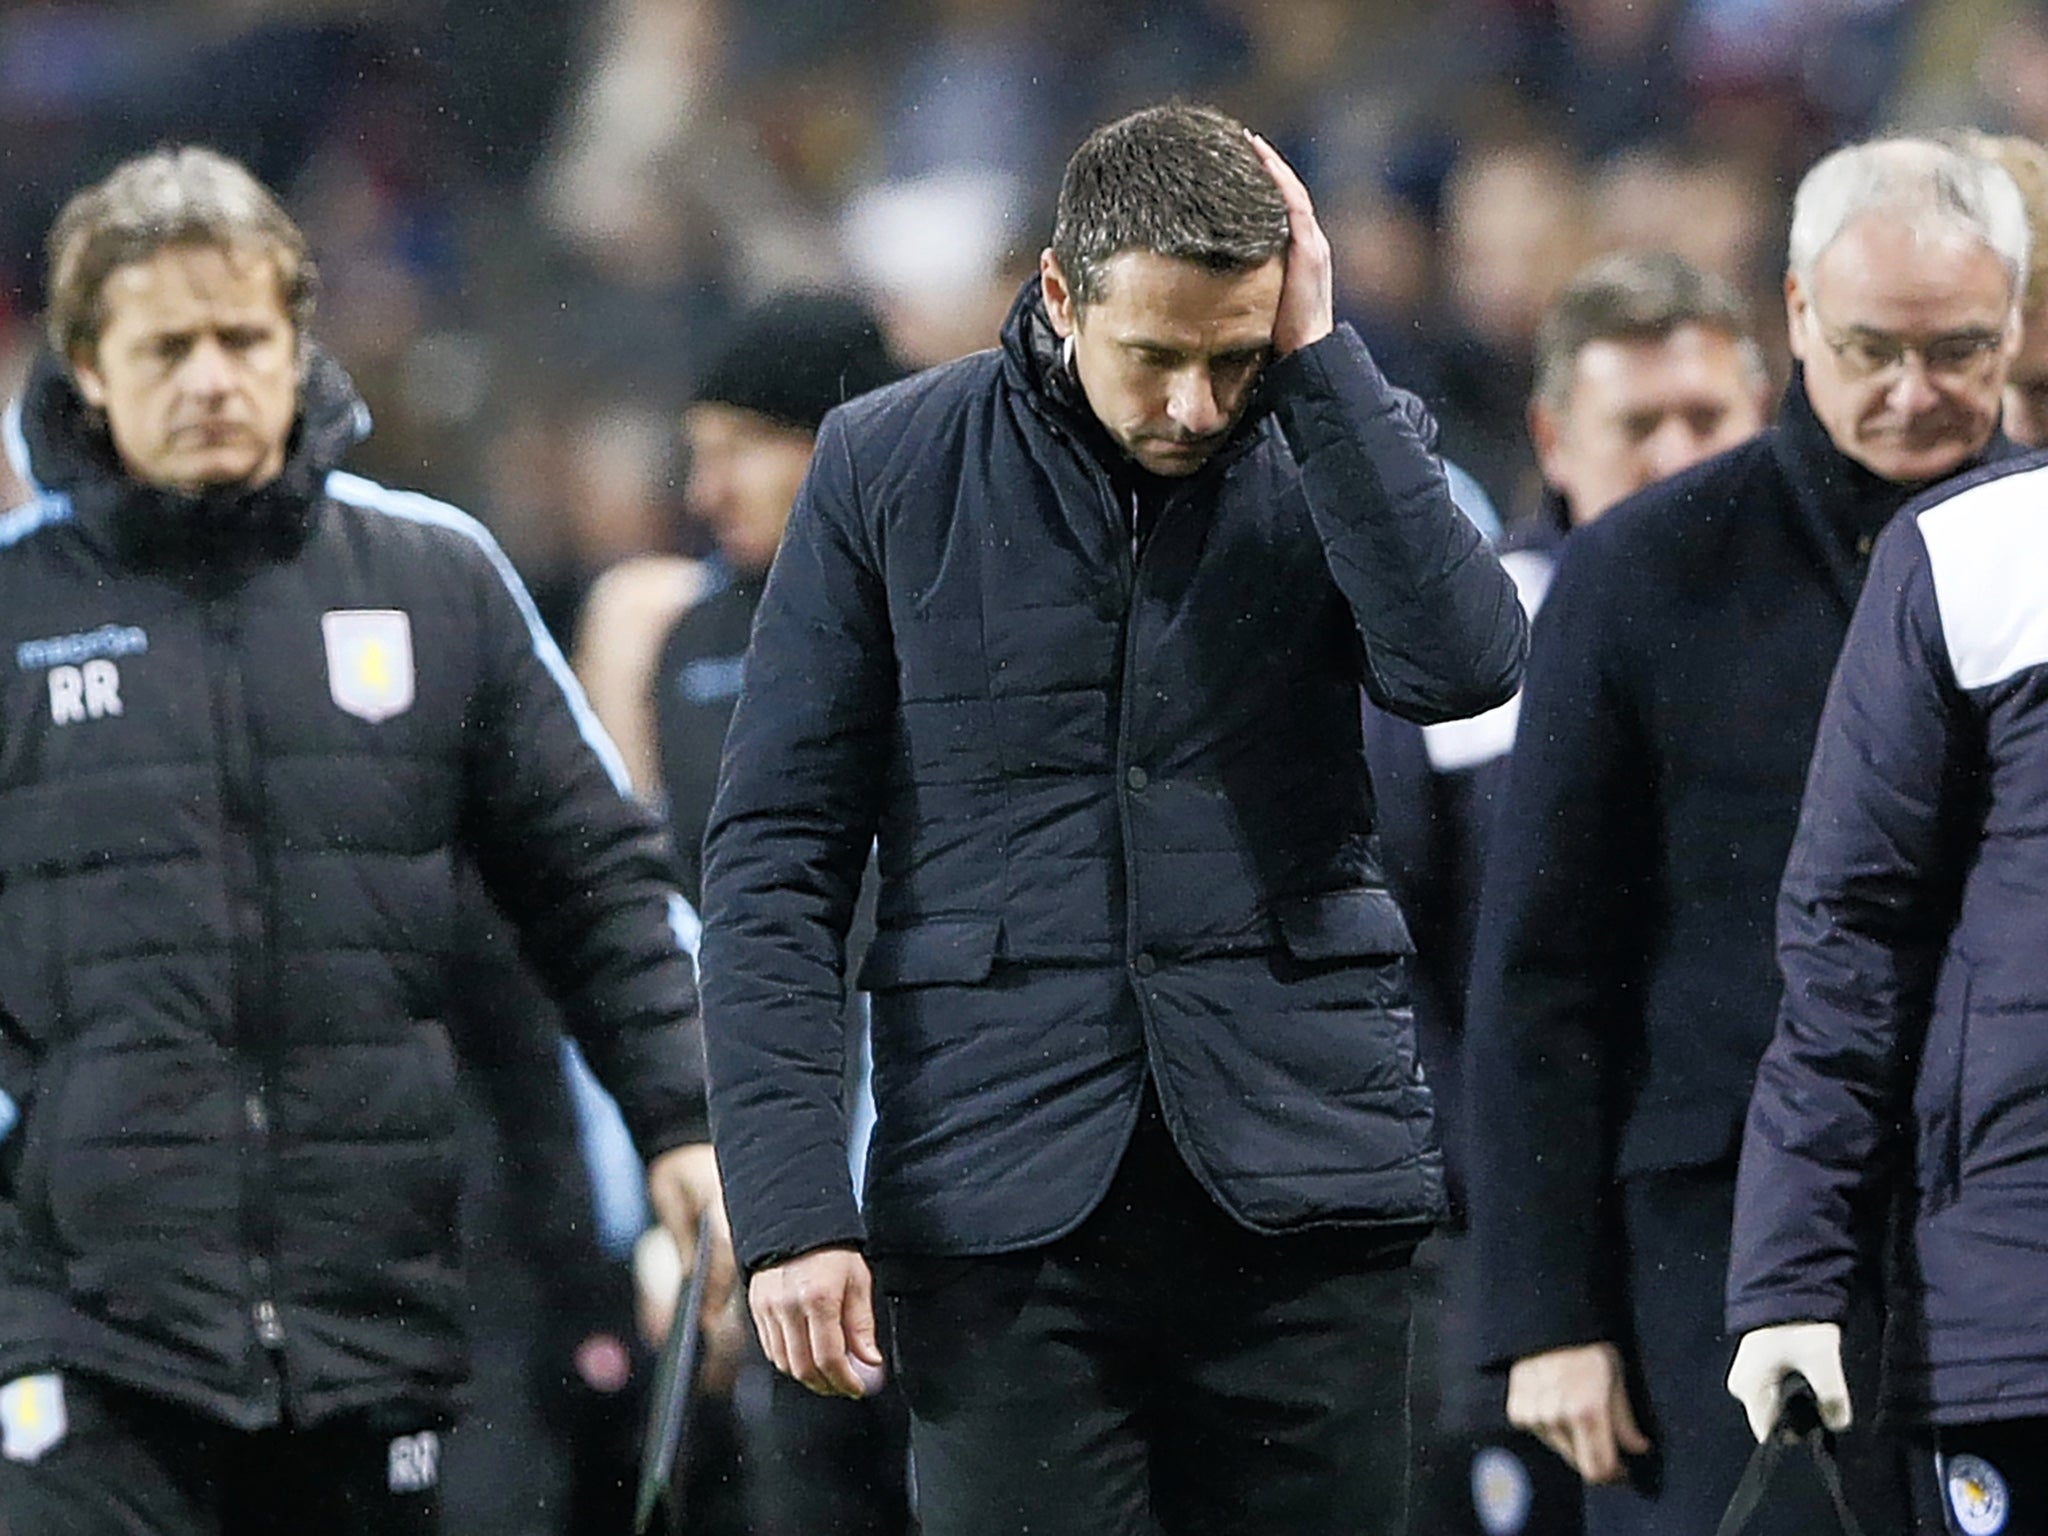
[0,352,704,1429]
[701,280,1527,1272]
[1730,449,2048,1425]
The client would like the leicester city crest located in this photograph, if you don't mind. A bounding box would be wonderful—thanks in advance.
[322,609,416,723]
[1947,1454,2011,1536]
[1472,1445,1534,1536]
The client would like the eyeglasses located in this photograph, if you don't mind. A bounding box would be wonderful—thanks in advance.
[1812,310,2008,383]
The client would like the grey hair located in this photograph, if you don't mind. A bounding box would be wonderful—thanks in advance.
[1787,137,2029,303]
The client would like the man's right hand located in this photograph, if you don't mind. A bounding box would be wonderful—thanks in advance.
[1506,1340,1652,1485]
[748,1245,888,1400]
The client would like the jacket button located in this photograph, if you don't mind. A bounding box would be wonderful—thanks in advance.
[1133,952,1157,977]
[1125,766,1149,791]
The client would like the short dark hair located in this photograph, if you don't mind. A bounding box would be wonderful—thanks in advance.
[1531,250,1764,410]
[46,145,316,364]
[1050,102,1288,308]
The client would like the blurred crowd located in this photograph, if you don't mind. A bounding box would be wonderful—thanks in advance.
[5,0,2048,633]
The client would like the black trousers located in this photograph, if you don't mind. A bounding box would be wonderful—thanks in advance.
[0,1372,443,1536]
[1931,1421,2048,1536]
[1584,1166,1915,1536]
[879,1094,1416,1536]
[736,1350,913,1536]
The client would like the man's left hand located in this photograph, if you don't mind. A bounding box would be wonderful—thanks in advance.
[1247,131,1334,355]
[644,1142,738,1335]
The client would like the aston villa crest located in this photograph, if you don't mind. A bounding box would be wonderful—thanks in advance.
[322,609,415,723]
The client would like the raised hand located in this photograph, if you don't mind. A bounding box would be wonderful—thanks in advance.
[1247,131,1334,355]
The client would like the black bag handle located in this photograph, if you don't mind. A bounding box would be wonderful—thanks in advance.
[1713,1373,1867,1536]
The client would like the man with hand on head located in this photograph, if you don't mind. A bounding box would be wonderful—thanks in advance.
[1465,136,2024,1534]
[0,146,724,1535]
[700,102,1526,1535]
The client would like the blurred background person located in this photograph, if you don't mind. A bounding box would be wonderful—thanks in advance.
[574,289,906,883]
[575,288,914,1536]
[1526,250,1772,534]
[1964,130,2048,446]
[1432,136,1595,518]
[1374,247,1768,1536]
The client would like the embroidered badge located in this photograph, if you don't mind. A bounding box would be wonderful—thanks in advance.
[322,610,415,723]
[1948,1453,2011,1536]
[0,1373,67,1464]
[1472,1445,1534,1536]
[387,1429,441,1493]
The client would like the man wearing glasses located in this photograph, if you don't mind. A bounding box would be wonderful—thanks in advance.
[1464,137,2025,1534]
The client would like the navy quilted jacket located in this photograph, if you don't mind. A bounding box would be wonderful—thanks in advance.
[701,282,1527,1271]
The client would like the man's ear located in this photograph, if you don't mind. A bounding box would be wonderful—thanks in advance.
[70,351,107,410]
[1040,248,1077,339]
[1528,395,1571,495]
[1784,270,1811,365]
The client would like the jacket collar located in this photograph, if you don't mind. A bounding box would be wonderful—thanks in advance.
[1770,365,2012,609]
[12,344,371,574]
[997,275,1271,492]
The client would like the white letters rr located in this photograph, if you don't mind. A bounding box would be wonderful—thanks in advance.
[48,661,122,726]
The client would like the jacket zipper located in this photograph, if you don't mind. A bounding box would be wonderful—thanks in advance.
[203,589,287,1419]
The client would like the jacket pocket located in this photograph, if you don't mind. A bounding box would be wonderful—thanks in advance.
[1273,888,1415,963]
[856,917,1002,991]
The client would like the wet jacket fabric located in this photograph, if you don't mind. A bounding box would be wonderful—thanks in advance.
[1464,374,2012,1371]
[0,352,705,1429]
[1730,450,2048,1426]
[700,280,1528,1274]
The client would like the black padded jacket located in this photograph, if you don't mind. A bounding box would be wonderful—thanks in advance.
[0,352,705,1428]
[702,281,1527,1272]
